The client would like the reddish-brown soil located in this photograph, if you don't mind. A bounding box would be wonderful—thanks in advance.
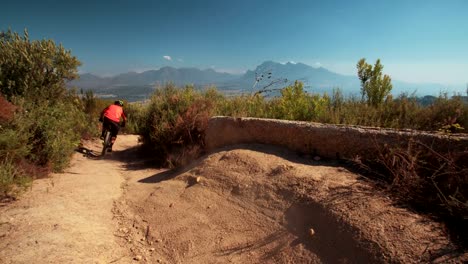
[0,135,466,263]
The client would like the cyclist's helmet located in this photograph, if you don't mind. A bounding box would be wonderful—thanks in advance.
[115,100,124,106]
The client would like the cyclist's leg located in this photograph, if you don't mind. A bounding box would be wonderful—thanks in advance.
[109,121,120,150]
[101,117,111,139]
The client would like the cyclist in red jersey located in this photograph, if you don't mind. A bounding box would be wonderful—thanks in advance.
[99,100,127,151]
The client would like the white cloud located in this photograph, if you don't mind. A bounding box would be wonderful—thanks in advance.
[315,62,322,67]
[163,55,172,61]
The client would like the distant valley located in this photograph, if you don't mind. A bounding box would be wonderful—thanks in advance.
[68,61,461,102]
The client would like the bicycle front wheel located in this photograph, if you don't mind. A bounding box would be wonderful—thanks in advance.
[101,131,111,156]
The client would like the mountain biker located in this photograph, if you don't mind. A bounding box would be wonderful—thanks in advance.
[99,100,127,152]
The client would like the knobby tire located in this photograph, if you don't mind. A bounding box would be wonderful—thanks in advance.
[101,130,111,156]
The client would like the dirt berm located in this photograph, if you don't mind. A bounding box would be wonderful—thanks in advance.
[119,143,466,263]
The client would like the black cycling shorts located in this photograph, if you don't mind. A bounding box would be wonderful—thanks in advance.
[102,117,120,137]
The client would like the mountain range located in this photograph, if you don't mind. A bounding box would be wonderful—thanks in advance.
[68,61,457,102]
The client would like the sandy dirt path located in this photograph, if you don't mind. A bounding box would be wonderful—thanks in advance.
[0,135,143,264]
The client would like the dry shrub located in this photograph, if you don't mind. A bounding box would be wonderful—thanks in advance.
[165,99,212,167]
[166,144,203,168]
[173,98,212,146]
[378,140,467,210]
[17,158,50,179]
[142,85,215,167]
[0,94,16,123]
[374,139,468,248]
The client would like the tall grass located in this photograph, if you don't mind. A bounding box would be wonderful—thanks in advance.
[139,83,467,166]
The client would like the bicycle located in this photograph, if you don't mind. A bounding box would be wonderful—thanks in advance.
[101,124,112,156]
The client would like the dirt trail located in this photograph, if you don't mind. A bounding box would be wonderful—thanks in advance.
[0,135,466,263]
[0,135,144,263]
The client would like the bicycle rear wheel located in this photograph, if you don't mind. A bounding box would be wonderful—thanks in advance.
[101,130,111,156]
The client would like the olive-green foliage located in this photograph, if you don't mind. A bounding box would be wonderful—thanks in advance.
[22,99,86,171]
[0,29,83,198]
[270,81,330,121]
[142,84,216,166]
[216,94,269,118]
[270,81,312,120]
[289,87,465,133]
[357,58,392,107]
[0,29,80,102]
[123,102,148,134]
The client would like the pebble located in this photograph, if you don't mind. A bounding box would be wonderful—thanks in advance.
[309,228,315,237]
[134,255,142,261]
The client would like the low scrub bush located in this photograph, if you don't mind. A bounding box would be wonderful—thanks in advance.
[141,84,215,167]
[0,96,85,197]
[7,97,85,168]
[122,102,148,134]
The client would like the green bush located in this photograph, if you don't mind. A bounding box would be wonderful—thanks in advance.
[123,102,148,134]
[271,81,314,120]
[2,98,83,169]
[0,29,84,198]
[0,29,80,102]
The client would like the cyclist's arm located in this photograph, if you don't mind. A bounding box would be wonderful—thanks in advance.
[122,110,127,122]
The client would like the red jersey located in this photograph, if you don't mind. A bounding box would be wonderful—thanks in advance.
[103,104,126,123]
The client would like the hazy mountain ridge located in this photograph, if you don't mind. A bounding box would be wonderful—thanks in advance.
[69,61,460,101]
[70,67,238,89]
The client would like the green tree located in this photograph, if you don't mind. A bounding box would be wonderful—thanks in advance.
[0,29,81,101]
[357,58,392,106]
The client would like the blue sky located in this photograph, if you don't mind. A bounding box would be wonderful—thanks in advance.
[2,0,468,87]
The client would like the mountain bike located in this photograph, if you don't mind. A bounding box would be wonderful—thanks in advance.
[101,126,112,156]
